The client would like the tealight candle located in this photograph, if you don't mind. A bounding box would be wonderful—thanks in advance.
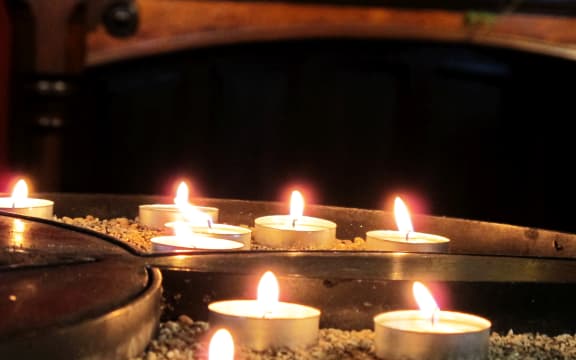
[166,221,251,247]
[151,222,244,252]
[373,281,491,360]
[366,197,450,252]
[0,179,54,220]
[208,271,321,350]
[253,190,336,249]
[138,181,219,228]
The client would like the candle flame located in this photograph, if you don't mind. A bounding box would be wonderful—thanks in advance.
[174,181,189,207]
[173,181,213,227]
[257,271,279,316]
[413,281,440,323]
[209,328,235,360]
[180,206,213,227]
[289,190,304,226]
[394,197,414,234]
[173,221,194,239]
[11,179,28,206]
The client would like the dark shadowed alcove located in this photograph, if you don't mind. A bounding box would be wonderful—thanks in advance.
[59,38,576,233]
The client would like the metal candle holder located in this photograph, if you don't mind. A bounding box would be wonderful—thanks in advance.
[1,194,576,358]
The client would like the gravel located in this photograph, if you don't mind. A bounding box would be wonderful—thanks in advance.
[129,316,576,360]
[55,216,368,252]
[57,216,576,359]
[58,216,163,253]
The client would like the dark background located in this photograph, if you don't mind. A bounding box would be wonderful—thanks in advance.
[58,39,576,233]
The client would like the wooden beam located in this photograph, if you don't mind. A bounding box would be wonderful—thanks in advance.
[87,0,576,66]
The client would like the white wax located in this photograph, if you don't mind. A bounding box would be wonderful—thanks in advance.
[198,227,240,235]
[150,235,244,252]
[253,215,337,249]
[261,223,328,231]
[375,310,490,334]
[209,300,321,319]
[138,204,219,228]
[166,222,252,247]
[0,197,54,220]
[366,230,450,253]
[209,299,321,350]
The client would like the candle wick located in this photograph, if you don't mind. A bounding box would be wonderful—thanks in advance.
[292,218,297,228]
[207,219,213,229]
[405,231,411,242]
[261,310,273,319]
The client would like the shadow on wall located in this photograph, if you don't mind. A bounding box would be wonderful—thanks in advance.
[0,2,10,176]
[60,39,576,233]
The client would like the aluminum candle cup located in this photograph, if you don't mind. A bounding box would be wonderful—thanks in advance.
[366,230,450,253]
[166,222,251,247]
[208,300,321,350]
[138,204,219,228]
[0,198,54,220]
[253,215,337,249]
[150,234,244,252]
[374,310,491,360]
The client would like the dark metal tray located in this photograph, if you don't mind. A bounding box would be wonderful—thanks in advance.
[2,193,576,359]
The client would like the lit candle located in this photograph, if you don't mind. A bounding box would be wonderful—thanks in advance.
[373,281,491,360]
[209,328,234,360]
[366,197,450,252]
[165,197,251,247]
[208,271,321,350]
[166,221,251,247]
[0,179,54,219]
[151,221,244,252]
[253,190,337,249]
[138,181,219,228]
